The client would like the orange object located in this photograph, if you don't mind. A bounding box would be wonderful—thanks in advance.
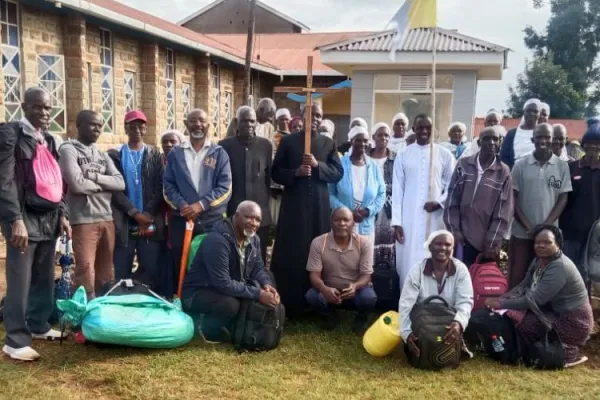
[177,220,195,298]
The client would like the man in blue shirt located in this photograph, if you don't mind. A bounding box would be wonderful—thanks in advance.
[108,110,165,289]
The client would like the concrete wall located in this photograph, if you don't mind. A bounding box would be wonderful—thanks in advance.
[182,0,302,34]
[451,71,477,139]
[350,71,374,126]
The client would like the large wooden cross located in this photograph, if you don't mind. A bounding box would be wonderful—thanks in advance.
[273,56,345,153]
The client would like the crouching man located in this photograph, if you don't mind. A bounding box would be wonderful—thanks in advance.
[305,206,377,334]
[182,201,280,343]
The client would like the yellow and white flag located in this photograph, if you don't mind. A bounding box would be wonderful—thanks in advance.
[387,0,438,61]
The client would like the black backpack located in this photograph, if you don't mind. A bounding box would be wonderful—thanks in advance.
[523,329,565,370]
[464,309,521,365]
[233,297,285,352]
[372,260,400,311]
[407,296,462,370]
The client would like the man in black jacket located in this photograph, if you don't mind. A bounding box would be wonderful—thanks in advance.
[0,88,71,361]
[108,110,164,290]
[182,201,279,343]
[219,106,272,261]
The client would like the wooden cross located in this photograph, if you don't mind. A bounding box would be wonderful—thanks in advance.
[273,56,345,154]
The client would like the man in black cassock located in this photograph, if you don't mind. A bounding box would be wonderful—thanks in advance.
[270,104,343,314]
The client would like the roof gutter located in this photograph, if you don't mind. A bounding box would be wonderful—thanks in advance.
[46,0,282,76]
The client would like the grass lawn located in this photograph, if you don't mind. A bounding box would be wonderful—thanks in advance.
[1,316,600,400]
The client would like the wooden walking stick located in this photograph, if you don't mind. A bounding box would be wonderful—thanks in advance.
[176,219,194,298]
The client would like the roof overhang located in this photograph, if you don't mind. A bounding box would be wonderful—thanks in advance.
[43,0,282,76]
[320,50,507,80]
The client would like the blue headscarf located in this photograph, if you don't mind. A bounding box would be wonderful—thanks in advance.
[582,118,600,146]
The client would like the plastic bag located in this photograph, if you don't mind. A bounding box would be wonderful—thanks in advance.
[57,286,194,348]
[187,234,207,271]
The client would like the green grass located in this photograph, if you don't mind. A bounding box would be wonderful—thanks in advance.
[0,317,599,400]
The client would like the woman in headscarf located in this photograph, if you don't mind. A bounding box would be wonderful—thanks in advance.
[319,119,336,140]
[389,113,409,153]
[459,110,504,160]
[440,122,469,159]
[399,230,474,359]
[289,116,303,133]
[338,117,369,155]
[329,125,385,244]
[486,225,593,368]
[539,102,551,124]
[369,123,396,267]
[500,98,541,169]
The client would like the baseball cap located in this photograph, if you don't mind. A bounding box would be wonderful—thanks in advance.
[124,110,147,124]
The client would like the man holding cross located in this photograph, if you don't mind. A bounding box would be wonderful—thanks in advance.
[270,103,343,314]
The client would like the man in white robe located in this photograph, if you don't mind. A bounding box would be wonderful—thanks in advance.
[391,115,456,289]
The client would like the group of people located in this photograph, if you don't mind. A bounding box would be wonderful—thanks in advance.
[0,87,596,368]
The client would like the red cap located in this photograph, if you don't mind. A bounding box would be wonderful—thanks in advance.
[124,110,147,124]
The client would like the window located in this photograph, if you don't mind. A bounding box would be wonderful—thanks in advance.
[100,29,114,133]
[182,82,191,119]
[210,62,220,136]
[38,54,66,133]
[124,71,135,113]
[224,91,232,126]
[1,0,21,122]
[166,49,175,130]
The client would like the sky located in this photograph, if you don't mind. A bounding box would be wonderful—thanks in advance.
[121,0,551,116]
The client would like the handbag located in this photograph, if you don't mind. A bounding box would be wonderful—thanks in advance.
[407,295,462,370]
[524,328,565,370]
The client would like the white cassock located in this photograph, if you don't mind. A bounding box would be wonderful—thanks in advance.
[391,143,456,289]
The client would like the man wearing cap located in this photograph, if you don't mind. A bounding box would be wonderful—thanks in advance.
[108,110,165,289]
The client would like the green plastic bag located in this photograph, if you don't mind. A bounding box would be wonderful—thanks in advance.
[187,234,207,271]
[57,286,194,348]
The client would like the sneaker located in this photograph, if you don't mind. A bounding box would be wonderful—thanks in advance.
[352,312,369,336]
[2,345,40,361]
[32,329,67,341]
[565,356,588,368]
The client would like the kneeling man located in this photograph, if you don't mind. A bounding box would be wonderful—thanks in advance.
[182,201,279,342]
[305,206,377,333]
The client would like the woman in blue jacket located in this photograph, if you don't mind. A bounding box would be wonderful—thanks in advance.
[329,126,386,243]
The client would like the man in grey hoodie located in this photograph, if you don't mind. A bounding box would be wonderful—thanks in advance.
[59,110,125,299]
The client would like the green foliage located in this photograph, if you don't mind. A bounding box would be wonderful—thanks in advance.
[507,56,586,118]
[510,0,600,117]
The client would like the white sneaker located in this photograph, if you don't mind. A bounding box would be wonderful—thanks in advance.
[2,345,40,361]
[32,329,67,341]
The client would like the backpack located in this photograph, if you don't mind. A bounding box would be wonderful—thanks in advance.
[469,255,508,312]
[17,130,63,212]
[523,328,565,370]
[372,260,400,311]
[464,309,521,365]
[233,282,285,352]
[407,295,462,370]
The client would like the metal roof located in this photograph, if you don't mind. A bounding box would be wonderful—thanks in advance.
[319,28,509,53]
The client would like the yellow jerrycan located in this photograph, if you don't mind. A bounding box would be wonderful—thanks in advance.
[363,311,402,357]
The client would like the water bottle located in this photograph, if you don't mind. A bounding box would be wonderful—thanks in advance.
[491,335,504,352]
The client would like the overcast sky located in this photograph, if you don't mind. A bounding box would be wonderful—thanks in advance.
[122,0,551,116]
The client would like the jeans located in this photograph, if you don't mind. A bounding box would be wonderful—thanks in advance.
[183,288,240,341]
[305,286,378,314]
[72,221,116,299]
[114,238,162,290]
[1,224,55,348]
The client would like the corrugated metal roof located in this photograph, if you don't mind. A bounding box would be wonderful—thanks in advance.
[472,118,587,139]
[319,28,508,53]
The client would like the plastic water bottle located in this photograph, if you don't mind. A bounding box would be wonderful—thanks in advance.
[491,335,504,352]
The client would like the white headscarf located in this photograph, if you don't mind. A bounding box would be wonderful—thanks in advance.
[447,122,468,143]
[160,129,185,144]
[349,117,368,130]
[275,108,291,120]
[319,119,335,138]
[348,125,369,142]
[391,112,409,126]
[371,122,391,138]
[424,230,454,259]
[486,109,503,124]
[541,102,551,116]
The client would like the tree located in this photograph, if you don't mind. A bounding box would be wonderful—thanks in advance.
[508,0,600,117]
[507,56,586,118]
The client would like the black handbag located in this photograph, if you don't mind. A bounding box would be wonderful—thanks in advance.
[372,260,400,311]
[464,309,522,365]
[524,328,565,370]
[407,295,462,370]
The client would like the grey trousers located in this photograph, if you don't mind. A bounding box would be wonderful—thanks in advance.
[2,232,55,348]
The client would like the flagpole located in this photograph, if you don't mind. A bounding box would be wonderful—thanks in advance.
[426,26,437,238]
